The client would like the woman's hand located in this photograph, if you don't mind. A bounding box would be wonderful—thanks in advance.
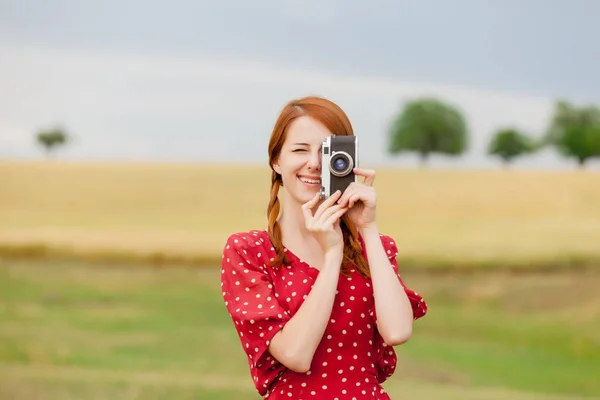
[302,190,348,258]
[337,168,378,232]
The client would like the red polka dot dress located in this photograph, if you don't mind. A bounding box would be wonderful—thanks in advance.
[220,229,427,399]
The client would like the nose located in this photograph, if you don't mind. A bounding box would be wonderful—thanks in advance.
[307,149,321,172]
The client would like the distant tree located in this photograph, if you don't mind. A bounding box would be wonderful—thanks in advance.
[555,125,600,168]
[36,127,69,158]
[543,100,600,168]
[487,128,537,168]
[388,98,468,167]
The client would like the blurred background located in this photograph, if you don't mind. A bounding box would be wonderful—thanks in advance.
[1,1,599,399]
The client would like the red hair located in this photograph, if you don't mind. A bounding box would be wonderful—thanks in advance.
[267,96,370,278]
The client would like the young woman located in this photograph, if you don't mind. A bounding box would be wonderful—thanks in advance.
[220,96,427,399]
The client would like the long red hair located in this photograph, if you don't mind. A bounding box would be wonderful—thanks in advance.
[267,96,370,278]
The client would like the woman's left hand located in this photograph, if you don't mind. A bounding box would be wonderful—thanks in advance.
[337,168,378,231]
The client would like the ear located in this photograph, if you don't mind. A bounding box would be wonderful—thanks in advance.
[272,162,282,175]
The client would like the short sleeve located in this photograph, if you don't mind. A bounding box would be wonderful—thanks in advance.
[383,235,428,320]
[371,235,428,382]
[220,232,291,396]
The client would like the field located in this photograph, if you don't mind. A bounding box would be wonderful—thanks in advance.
[1,261,599,400]
[1,161,600,399]
[1,162,600,269]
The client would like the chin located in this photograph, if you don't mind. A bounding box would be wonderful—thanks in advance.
[292,185,321,205]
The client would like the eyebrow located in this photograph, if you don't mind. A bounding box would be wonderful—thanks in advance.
[292,142,310,146]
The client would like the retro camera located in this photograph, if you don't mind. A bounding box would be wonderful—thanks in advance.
[319,135,358,199]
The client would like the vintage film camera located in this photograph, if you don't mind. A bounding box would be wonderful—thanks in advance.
[319,135,358,199]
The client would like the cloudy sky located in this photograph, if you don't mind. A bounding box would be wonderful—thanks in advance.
[1,0,599,169]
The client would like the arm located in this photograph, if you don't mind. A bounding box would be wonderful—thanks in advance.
[360,225,414,346]
[269,190,348,373]
[268,251,341,373]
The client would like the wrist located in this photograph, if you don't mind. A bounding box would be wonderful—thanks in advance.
[323,249,343,268]
[358,223,379,237]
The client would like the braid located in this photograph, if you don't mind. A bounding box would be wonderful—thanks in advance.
[267,170,289,268]
[340,215,371,279]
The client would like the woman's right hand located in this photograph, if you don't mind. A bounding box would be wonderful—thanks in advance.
[301,190,347,260]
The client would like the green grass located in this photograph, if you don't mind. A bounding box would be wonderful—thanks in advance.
[1,260,598,399]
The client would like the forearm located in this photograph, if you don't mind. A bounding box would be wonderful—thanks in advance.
[268,252,341,372]
[361,225,413,345]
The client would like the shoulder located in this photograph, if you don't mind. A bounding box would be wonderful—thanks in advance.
[223,229,268,253]
[221,229,272,270]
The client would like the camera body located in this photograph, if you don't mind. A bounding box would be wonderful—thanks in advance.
[319,135,358,199]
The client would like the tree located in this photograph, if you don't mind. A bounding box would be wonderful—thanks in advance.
[36,127,69,158]
[555,125,600,168]
[543,100,600,168]
[388,98,468,167]
[487,128,537,168]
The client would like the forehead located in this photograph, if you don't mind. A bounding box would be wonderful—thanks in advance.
[285,116,332,145]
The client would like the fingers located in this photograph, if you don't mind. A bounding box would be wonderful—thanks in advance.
[353,168,376,186]
[301,192,321,222]
[337,185,358,208]
[324,206,348,226]
[317,203,346,223]
[348,193,361,208]
[313,190,342,220]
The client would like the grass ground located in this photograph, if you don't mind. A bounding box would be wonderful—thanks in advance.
[1,260,598,399]
[1,161,600,269]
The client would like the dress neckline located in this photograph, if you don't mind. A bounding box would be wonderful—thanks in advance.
[260,228,365,274]
[260,229,322,274]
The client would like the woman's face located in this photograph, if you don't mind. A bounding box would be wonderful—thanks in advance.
[273,116,332,206]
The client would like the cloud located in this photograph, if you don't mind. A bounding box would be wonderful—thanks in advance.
[2,40,595,169]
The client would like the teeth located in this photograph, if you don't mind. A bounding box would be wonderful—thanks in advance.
[299,177,321,184]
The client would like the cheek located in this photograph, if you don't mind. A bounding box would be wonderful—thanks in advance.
[282,157,306,174]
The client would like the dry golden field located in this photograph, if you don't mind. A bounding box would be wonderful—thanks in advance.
[1,161,600,269]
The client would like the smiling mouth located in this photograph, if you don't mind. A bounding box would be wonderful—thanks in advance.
[298,176,321,185]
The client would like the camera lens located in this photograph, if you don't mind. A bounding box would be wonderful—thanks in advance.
[330,151,353,177]
[334,158,347,170]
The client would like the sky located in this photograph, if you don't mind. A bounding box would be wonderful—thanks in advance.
[1,0,600,169]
